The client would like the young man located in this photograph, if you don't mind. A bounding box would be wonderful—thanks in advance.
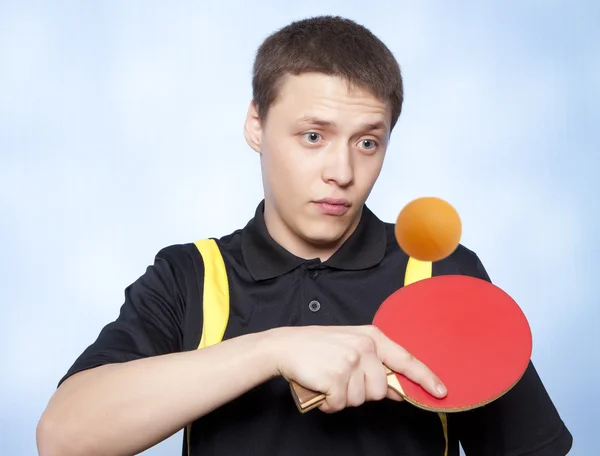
[37,16,572,456]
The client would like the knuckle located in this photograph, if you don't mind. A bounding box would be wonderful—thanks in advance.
[348,396,364,407]
[402,350,416,364]
[373,375,389,400]
[376,381,389,400]
[395,352,419,376]
[365,367,388,402]
[344,350,361,368]
[355,334,376,354]
[366,325,383,339]
[329,361,351,384]
[368,386,387,402]
[345,394,358,407]
[348,386,366,407]
[326,398,345,413]
[320,403,334,414]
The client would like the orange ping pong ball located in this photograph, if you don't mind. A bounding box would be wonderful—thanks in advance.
[395,197,462,262]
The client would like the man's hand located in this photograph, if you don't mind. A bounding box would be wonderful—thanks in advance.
[268,325,447,413]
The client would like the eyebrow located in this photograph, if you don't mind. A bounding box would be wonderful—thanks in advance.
[297,116,388,134]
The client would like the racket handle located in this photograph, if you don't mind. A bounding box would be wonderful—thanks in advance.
[289,380,326,413]
[289,367,396,413]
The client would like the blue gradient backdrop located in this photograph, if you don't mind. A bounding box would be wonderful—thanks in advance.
[1,1,597,454]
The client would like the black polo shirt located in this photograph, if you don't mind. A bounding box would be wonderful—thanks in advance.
[60,200,573,456]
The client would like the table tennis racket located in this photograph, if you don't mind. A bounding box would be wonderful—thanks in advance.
[289,274,532,413]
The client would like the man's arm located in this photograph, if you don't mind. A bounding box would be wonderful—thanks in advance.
[37,328,279,456]
[444,247,573,455]
[455,361,572,455]
[37,245,448,456]
[36,245,283,456]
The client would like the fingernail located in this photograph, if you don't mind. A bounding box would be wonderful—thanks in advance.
[436,384,447,396]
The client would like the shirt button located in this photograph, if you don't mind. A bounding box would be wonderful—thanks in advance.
[310,270,319,279]
[309,300,321,312]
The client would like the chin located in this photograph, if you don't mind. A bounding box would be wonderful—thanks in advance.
[304,233,343,246]
[299,219,348,245]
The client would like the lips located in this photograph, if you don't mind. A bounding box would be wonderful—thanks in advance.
[313,198,351,216]
[314,197,351,206]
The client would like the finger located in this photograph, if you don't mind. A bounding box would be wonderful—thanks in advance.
[386,389,405,402]
[371,329,447,398]
[394,353,447,398]
[346,370,366,407]
[320,374,350,414]
[320,392,347,414]
[362,357,388,402]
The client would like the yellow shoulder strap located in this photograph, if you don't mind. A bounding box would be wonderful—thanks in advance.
[403,257,448,456]
[403,257,432,286]
[194,238,231,349]
[187,238,231,455]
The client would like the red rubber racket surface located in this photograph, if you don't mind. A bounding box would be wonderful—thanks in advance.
[372,274,532,411]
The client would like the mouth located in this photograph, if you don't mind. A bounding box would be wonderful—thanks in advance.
[313,198,351,216]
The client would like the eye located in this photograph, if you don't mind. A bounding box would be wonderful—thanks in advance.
[303,132,322,144]
[360,139,378,151]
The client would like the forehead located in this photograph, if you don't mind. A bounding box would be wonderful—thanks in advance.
[271,72,392,128]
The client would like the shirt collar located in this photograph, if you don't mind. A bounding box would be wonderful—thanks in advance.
[242,200,387,281]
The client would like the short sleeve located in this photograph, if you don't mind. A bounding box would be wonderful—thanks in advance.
[443,247,573,455]
[58,246,189,387]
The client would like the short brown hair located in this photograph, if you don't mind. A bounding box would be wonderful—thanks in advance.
[252,15,404,130]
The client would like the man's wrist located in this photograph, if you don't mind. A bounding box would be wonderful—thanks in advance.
[254,327,287,379]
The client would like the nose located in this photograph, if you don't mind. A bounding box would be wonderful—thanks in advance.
[322,144,354,187]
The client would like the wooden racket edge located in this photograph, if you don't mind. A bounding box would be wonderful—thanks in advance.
[399,367,530,413]
[290,365,529,414]
[289,380,326,413]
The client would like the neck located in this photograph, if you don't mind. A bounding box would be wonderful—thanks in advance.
[262,201,361,262]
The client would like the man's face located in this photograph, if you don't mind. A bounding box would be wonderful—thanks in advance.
[244,72,392,256]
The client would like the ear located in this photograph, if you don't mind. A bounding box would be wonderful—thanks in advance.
[244,101,262,154]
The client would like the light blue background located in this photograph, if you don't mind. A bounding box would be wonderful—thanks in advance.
[1,1,597,455]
